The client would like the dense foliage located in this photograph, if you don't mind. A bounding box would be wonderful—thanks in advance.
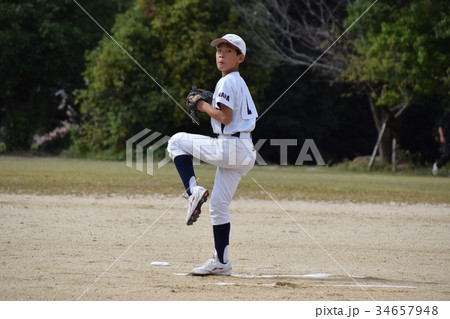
[1,0,448,166]
[0,0,121,151]
[342,0,449,162]
[72,0,272,158]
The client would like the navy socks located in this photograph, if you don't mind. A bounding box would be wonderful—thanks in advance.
[174,155,230,264]
[173,155,197,195]
[213,223,230,264]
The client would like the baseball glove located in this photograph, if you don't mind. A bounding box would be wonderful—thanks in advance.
[186,86,213,124]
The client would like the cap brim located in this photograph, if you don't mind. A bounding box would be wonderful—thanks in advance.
[210,38,242,53]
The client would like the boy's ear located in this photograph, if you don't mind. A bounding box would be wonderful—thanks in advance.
[238,54,245,64]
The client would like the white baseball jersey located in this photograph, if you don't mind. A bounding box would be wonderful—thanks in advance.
[211,71,258,135]
[167,71,258,225]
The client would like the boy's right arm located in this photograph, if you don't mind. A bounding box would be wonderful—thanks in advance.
[197,101,233,125]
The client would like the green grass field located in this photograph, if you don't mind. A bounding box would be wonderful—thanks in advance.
[1,156,449,204]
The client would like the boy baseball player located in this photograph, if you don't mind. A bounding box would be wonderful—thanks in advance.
[167,34,257,275]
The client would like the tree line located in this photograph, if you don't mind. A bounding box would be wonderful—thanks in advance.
[0,0,448,166]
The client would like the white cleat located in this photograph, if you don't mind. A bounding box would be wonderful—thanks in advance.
[192,255,232,276]
[186,186,209,226]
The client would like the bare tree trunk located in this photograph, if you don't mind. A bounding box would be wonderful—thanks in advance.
[365,85,405,165]
[391,138,396,172]
[368,117,395,168]
[368,120,386,169]
[380,123,394,162]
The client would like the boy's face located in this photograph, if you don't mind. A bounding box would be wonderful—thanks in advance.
[216,43,245,76]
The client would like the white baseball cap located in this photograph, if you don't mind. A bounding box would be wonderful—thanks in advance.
[211,34,246,56]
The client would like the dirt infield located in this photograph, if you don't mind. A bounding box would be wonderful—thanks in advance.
[0,193,449,301]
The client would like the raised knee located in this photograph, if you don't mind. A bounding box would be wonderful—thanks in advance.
[167,132,186,159]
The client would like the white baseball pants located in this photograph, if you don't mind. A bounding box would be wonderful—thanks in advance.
[167,132,256,225]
